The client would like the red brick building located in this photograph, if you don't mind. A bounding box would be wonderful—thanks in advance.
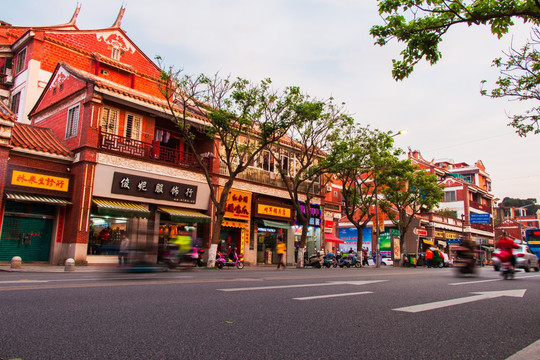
[0,7,322,265]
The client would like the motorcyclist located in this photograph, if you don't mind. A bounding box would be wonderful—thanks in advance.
[170,231,193,263]
[496,237,519,267]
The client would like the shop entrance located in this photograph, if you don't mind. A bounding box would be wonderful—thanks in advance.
[0,216,53,262]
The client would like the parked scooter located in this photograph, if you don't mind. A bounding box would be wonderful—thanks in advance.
[304,251,323,268]
[323,252,337,268]
[216,248,244,269]
[338,252,361,268]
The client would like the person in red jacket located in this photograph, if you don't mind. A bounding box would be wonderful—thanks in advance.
[426,248,434,268]
[497,237,519,265]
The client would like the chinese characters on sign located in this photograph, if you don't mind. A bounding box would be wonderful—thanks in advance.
[11,170,70,192]
[257,204,291,218]
[221,188,252,219]
[111,172,197,204]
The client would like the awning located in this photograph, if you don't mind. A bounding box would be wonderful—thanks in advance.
[5,192,71,205]
[262,219,292,229]
[324,233,345,244]
[158,207,211,224]
[93,199,150,218]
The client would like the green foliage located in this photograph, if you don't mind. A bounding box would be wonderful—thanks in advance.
[435,208,458,219]
[379,159,444,245]
[371,0,540,135]
[325,125,400,245]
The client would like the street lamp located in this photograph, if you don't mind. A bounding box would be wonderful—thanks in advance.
[374,129,409,268]
[391,129,408,138]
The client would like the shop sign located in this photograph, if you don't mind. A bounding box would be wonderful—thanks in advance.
[422,238,434,245]
[414,228,428,236]
[434,231,445,238]
[11,170,69,192]
[445,232,459,239]
[111,172,197,204]
[294,202,321,226]
[324,220,334,232]
[258,204,291,219]
[222,189,251,219]
[390,229,401,236]
[393,237,401,260]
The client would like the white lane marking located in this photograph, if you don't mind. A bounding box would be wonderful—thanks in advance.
[218,280,387,292]
[450,273,540,286]
[449,278,501,286]
[393,289,527,313]
[0,280,49,284]
[294,291,373,301]
[506,339,540,360]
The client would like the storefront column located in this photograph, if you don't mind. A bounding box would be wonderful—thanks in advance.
[62,161,95,262]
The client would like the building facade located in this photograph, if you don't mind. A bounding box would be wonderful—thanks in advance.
[0,8,323,265]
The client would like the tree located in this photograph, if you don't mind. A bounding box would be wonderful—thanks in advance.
[273,96,352,267]
[324,125,399,263]
[158,64,302,266]
[379,159,444,263]
[370,0,540,135]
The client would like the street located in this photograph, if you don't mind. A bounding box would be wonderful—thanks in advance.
[0,266,539,360]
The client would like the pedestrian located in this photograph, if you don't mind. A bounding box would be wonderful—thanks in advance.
[276,236,286,270]
[362,248,369,266]
[118,234,130,265]
[426,248,434,268]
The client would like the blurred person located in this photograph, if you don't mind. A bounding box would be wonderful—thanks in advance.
[426,248,434,268]
[276,236,286,270]
[118,234,130,265]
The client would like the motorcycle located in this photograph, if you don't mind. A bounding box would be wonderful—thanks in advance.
[196,248,206,267]
[162,244,198,269]
[452,246,476,276]
[494,249,515,280]
[304,251,323,268]
[216,248,244,269]
[338,252,361,268]
[322,252,337,268]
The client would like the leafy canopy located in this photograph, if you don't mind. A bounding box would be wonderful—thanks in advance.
[371,0,540,135]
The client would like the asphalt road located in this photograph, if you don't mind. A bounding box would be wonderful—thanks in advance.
[0,266,539,360]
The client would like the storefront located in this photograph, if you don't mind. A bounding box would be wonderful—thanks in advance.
[0,166,72,262]
[219,188,251,262]
[295,201,322,258]
[253,195,293,265]
[88,165,211,263]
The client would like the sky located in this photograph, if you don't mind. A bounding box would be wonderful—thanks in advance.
[3,0,540,203]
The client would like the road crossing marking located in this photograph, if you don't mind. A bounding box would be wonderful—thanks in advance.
[293,291,373,301]
[393,289,527,313]
[217,280,386,292]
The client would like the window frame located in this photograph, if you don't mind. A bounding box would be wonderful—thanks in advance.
[124,113,142,141]
[444,190,457,202]
[65,104,80,139]
[15,48,26,74]
[10,91,21,114]
[101,107,119,135]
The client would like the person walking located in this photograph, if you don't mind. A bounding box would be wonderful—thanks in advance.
[276,237,286,270]
[426,248,434,268]
[118,234,130,265]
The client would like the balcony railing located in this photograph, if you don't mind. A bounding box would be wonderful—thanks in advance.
[471,223,494,233]
[219,163,320,194]
[99,132,213,172]
[469,200,491,212]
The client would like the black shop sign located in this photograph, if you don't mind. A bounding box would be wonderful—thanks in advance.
[111,172,197,204]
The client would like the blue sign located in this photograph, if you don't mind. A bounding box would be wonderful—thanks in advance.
[469,213,491,224]
[338,227,372,252]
